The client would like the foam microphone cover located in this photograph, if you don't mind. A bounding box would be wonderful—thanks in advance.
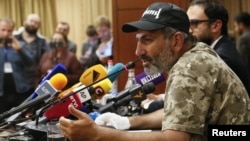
[90,78,112,100]
[49,73,68,90]
[33,73,68,99]
[107,63,124,82]
[79,64,107,85]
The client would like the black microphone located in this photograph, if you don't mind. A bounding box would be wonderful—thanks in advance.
[0,94,51,121]
[97,82,155,113]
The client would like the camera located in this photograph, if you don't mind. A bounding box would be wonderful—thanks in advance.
[50,41,63,48]
[0,38,12,46]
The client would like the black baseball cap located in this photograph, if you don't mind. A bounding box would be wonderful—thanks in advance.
[122,2,190,33]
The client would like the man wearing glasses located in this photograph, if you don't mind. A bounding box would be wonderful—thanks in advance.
[187,0,250,96]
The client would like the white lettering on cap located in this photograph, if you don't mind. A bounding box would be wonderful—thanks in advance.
[142,8,162,19]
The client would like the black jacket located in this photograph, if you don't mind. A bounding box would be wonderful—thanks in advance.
[214,36,250,96]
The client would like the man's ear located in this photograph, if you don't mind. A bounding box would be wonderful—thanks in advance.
[170,32,184,53]
[211,19,222,33]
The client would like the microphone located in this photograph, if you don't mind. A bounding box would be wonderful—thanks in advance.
[28,64,67,101]
[35,61,136,122]
[43,88,90,120]
[88,78,113,100]
[97,82,155,113]
[57,64,108,98]
[58,61,134,100]
[4,73,68,123]
[96,71,166,114]
[79,64,108,85]
[40,63,67,84]
[39,79,113,121]
[0,93,51,120]
[107,63,125,82]
[31,73,68,101]
[135,72,165,86]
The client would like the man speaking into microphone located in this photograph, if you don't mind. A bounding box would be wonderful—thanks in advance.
[59,2,249,141]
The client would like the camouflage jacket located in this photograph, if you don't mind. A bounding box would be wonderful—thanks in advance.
[162,42,250,141]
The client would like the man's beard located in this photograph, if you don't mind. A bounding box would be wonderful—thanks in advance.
[24,25,38,35]
[198,29,213,45]
[142,40,178,75]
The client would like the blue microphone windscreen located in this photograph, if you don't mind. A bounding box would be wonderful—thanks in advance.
[108,63,124,82]
[41,63,67,83]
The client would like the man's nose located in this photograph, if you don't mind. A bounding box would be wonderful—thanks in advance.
[135,42,145,56]
[189,28,193,34]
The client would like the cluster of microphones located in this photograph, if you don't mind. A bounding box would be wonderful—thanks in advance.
[0,61,165,138]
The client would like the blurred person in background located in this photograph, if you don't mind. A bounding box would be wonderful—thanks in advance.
[95,15,113,67]
[234,12,250,83]
[35,32,82,89]
[15,13,49,65]
[14,13,50,93]
[187,0,250,95]
[0,18,35,113]
[80,25,101,70]
[55,21,77,54]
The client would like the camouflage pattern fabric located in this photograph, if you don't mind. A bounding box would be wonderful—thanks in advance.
[162,42,250,141]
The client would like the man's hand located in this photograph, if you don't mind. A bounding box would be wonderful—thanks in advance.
[59,105,99,141]
[95,112,130,130]
[9,36,21,50]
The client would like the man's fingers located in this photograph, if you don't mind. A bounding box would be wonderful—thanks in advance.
[68,104,88,119]
[59,116,71,127]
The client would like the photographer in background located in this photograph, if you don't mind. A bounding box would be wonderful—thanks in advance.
[35,32,82,88]
[0,18,35,114]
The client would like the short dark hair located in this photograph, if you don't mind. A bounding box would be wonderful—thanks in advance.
[234,12,250,28]
[189,0,229,36]
[86,25,97,37]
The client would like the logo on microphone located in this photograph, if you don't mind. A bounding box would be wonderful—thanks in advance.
[70,96,79,108]
[78,89,92,103]
[94,86,105,96]
[92,70,100,82]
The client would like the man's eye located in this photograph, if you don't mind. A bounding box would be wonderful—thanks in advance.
[143,38,152,43]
